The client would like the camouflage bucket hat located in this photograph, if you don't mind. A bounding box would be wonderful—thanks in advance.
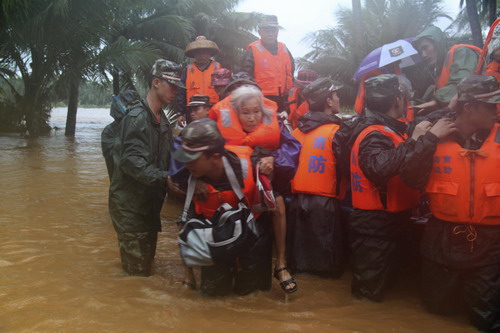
[187,94,210,108]
[457,75,500,103]
[302,77,343,108]
[151,59,185,89]
[364,74,401,100]
[173,119,226,163]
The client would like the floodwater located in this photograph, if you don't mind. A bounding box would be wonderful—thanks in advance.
[0,107,475,333]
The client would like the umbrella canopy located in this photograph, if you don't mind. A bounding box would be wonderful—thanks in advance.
[353,38,422,80]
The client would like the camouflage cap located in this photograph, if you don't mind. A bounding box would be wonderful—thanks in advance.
[151,59,185,89]
[302,77,343,109]
[173,119,226,163]
[457,75,500,103]
[187,94,210,108]
[364,74,401,100]
[259,15,280,28]
[211,68,232,86]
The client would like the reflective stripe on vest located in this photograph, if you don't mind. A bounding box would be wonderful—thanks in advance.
[291,123,340,197]
[435,44,481,89]
[350,125,420,212]
[248,41,293,96]
[194,145,256,219]
[186,60,221,105]
[426,124,500,225]
[208,95,281,150]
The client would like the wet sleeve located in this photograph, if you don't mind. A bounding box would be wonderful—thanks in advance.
[118,115,168,186]
[176,67,187,114]
[434,47,478,105]
[358,131,411,188]
[400,131,439,190]
[241,49,255,78]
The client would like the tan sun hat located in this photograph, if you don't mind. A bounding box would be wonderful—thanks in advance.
[185,36,220,58]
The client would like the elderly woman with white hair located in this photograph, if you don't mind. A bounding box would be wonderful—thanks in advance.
[210,82,301,294]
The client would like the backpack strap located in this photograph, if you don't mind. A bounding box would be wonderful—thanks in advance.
[181,174,196,222]
[222,156,245,202]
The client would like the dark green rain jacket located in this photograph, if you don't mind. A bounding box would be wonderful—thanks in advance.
[413,25,479,105]
[108,98,171,233]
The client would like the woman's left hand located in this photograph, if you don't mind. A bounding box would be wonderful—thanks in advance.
[259,156,274,176]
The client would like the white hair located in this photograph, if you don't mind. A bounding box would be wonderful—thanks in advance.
[230,86,273,124]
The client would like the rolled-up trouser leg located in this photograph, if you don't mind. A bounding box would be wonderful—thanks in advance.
[117,231,157,276]
[350,233,397,302]
[420,257,461,315]
[463,263,500,332]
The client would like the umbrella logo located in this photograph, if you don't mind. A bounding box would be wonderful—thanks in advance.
[389,46,404,57]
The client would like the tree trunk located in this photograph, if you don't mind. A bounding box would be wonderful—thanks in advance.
[488,0,497,26]
[465,0,484,48]
[112,71,120,96]
[65,77,80,136]
[352,0,364,64]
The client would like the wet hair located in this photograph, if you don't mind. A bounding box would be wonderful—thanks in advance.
[230,86,273,124]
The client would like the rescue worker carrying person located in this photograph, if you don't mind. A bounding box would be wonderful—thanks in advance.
[177,36,221,116]
[412,25,480,113]
[287,78,346,278]
[108,59,184,276]
[242,15,294,112]
[400,75,500,332]
[348,74,424,302]
[173,119,273,297]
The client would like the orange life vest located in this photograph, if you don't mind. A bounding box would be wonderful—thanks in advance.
[291,123,340,198]
[194,145,256,219]
[247,40,293,97]
[435,44,481,90]
[475,18,500,74]
[350,125,420,212]
[208,95,281,150]
[186,60,221,105]
[288,86,300,115]
[290,101,309,129]
[425,124,500,225]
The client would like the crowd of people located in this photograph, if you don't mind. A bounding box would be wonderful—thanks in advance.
[102,15,500,332]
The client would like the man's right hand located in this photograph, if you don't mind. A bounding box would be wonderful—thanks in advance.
[429,118,458,139]
[194,180,209,201]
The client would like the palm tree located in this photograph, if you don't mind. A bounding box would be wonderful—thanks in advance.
[300,0,450,102]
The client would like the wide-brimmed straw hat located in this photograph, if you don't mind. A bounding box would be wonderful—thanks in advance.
[185,36,219,58]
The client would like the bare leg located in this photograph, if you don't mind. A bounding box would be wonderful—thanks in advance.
[272,195,296,292]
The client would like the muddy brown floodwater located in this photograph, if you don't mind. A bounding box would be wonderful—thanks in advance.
[0,108,476,333]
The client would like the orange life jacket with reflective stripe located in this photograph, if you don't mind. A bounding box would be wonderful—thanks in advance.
[435,44,481,90]
[350,125,420,212]
[291,123,340,197]
[186,60,221,105]
[290,101,309,129]
[288,86,300,115]
[425,124,500,225]
[208,95,281,150]
[194,145,256,219]
[475,18,500,75]
[247,41,293,97]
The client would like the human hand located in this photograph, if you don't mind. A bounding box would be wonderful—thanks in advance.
[259,156,274,176]
[167,176,185,195]
[415,100,439,115]
[429,118,458,139]
[411,120,433,140]
[194,180,209,201]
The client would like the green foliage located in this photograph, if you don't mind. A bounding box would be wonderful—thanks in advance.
[300,0,450,91]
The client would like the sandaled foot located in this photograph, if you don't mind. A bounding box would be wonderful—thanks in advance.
[274,267,298,294]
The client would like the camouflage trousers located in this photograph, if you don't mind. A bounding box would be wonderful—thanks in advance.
[116,231,158,276]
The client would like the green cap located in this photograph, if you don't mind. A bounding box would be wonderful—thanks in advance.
[457,75,500,103]
[187,94,210,108]
[173,119,225,163]
[364,74,401,100]
[151,59,185,89]
[302,77,343,109]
